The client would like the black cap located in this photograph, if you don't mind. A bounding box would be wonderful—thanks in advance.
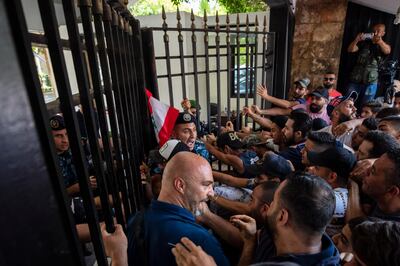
[310,88,329,100]
[49,114,65,130]
[307,146,356,177]
[245,152,293,180]
[175,112,196,125]
[216,131,243,150]
[327,91,358,117]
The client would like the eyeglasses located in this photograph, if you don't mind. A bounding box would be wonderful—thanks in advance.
[324,77,335,81]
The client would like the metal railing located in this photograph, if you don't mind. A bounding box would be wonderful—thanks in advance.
[148,8,276,132]
[3,0,150,264]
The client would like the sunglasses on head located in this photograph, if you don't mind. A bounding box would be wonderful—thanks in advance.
[324,77,335,81]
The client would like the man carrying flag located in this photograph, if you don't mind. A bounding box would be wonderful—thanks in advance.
[145,89,209,161]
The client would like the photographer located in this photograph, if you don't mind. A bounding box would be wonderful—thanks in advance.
[347,23,391,108]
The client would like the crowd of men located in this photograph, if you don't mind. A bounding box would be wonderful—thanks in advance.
[48,23,400,266]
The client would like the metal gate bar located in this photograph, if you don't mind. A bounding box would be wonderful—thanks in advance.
[76,0,115,232]
[93,0,125,227]
[36,0,108,264]
[103,3,133,218]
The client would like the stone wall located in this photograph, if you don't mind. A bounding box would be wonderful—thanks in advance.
[290,0,348,90]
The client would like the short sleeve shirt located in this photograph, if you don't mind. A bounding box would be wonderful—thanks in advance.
[291,104,331,125]
[128,200,229,266]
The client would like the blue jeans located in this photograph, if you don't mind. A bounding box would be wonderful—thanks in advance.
[347,82,378,109]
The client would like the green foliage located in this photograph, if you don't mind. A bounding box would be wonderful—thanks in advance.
[128,0,264,17]
[128,0,176,16]
[218,0,267,13]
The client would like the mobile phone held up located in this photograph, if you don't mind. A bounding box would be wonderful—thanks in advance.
[362,33,374,41]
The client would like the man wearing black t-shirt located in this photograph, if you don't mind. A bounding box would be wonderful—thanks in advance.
[347,23,391,108]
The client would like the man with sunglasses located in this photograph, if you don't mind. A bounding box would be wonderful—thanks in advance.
[323,71,342,100]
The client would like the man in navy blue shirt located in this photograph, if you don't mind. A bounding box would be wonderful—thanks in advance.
[173,173,340,266]
[128,152,229,266]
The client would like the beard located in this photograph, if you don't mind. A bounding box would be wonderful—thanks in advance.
[266,209,279,239]
[309,103,323,113]
[283,135,295,146]
[323,83,333,89]
[338,113,351,124]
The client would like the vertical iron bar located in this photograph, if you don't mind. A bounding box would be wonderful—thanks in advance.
[244,15,250,126]
[92,0,125,226]
[177,8,186,99]
[203,10,211,133]
[215,12,221,132]
[3,0,85,263]
[63,0,114,232]
[130,18,151,207]
[112,9,137,213]
[36,0,107,264]
[269,32,276,101]
[130,18,149,168]
[122,19,143,210]
[235,14,241,131]
[190,9,200,131]
[252,16,259,130]
[261,16,268,109]
[103,3,132,218]
[114,12,138,212]
[129,22,147,207]
[226,14,231,122]
[162,7,174,107]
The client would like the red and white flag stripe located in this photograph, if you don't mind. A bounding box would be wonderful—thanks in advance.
[145,89,179,146]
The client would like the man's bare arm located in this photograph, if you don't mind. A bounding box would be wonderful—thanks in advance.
[213,171,248,188]
[257,85,299,108]
[348,33,363,53]
[204,142,245,173]
[211,195,250,215]
[197,203,243,249]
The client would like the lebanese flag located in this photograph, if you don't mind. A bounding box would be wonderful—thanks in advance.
[145,89,179,146]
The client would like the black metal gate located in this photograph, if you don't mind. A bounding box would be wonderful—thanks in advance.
[0,0,279,265]
[1,0,150,265]
[144,8,276,131]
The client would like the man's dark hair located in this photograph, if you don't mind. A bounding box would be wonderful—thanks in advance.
[361,117,378,130]
[307,131,336,145]
[363,131,400,158]
[394,91,400,98]
[325,70,335,76]
[347,216,381,233]
[376,107,400,119]
[290,111,312,140]
[279,173,335,235]
[257,181,280,204]
[385,148,400,187]
[352,221,400,266]
[362,100,382,114]
[380,115,400,131]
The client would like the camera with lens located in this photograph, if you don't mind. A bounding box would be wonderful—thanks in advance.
[379,60,399,104]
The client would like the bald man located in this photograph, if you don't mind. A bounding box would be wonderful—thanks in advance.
[127,152,229,266]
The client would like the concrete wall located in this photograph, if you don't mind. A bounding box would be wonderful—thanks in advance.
[290,0,348,89]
